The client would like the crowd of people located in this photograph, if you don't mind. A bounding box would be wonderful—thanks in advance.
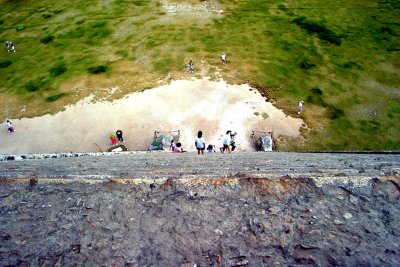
[167,130,237,154]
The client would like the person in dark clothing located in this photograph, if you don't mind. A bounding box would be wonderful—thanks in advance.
[116,129,123,142]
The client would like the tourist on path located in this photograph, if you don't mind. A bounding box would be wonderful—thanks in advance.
[195,130,206,154]
[170,140,175,151]
[6,120,15,133]
[110,133,117,146]
[219,130,231,153]
[298,101,304,115]
[230,131,237,152]
[116,129,123,142]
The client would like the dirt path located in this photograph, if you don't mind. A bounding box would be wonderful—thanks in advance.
[0,78,304,154]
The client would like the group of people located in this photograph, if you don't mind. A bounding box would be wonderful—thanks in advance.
[169,130,237,154]
[187,52,227,73]
[109,129,124,146]
[5,41,16,52]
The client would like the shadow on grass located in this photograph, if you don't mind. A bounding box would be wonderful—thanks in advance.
[88,65,107,74]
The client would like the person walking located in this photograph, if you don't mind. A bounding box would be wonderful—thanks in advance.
[9,42,15,52]
[6,120,15,133]
[298,101,304,115]
[221,53,227,65]
[219,130,231,153]
[195,130,206,154]
[188,60,194,73]
[116,129,123,143]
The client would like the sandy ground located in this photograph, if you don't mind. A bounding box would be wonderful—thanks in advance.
[0,78,303,154]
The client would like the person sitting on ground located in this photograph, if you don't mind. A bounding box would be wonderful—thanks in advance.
[221,52,227,65]
[188,60,194,73]
[219,130,231,153]
[6,120,15,133]
[110,133,117,146]
[207,144,216,153]
[173,142,183,153]
[116,129,123,143]
[195,130,206,154]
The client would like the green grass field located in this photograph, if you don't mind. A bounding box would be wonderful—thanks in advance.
[0,0,399,150]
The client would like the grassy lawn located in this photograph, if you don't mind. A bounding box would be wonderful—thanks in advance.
[0,0,399,150]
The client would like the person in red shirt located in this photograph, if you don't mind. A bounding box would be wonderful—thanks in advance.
[110,133,117,146]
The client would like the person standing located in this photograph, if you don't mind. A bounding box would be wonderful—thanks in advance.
[6,120,15,133]
[230,131,237,152]
[221,53,227,65]
[219,130,231,153]
[188,60,194,73]
[298,101,304,115]
[195,130,206,154]
[5,41,9,51]
[9,42,15,52]
[116,129,123,143]
[170,140,175,151]
[110,133,117,146]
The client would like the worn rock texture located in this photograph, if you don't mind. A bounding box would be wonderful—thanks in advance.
[0,152,399,266]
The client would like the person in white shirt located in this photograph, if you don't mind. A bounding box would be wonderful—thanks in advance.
[221,53,226,65]
[219,130,231,153]
[195,130,206,154]
[298,101,304,115]
[6,120,15,133]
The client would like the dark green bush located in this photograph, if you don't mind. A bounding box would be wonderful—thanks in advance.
[92,21,106,28]
[16,26,25,31]
[0,19,4,25]
[0,60,12,68]
[307,87,327,106]
[277,4,288,11]
[40,35,54,44]
[299,61,316,70]
[87,65,107,74]
[339,61,361,69]
[42,13,52,19]
[50,64,67,76]
[24,78,47,92]
[292,17,342,45]
[46,92,67,102]
[329,107,344,119]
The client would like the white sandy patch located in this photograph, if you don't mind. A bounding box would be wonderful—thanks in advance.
[0,78,304,154]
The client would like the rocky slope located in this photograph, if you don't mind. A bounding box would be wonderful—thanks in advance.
[0,152,399,266]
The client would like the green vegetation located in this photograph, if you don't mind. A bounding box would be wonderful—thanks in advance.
[0,60,12,68]
[46,92,67,102]
[0,0,399,150]
[40,36,54,44]
[87,65,107,74]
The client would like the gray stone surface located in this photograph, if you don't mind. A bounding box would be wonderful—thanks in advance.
[0,152,399,266]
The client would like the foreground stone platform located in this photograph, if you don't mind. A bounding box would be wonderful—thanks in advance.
[0,152,399,266]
